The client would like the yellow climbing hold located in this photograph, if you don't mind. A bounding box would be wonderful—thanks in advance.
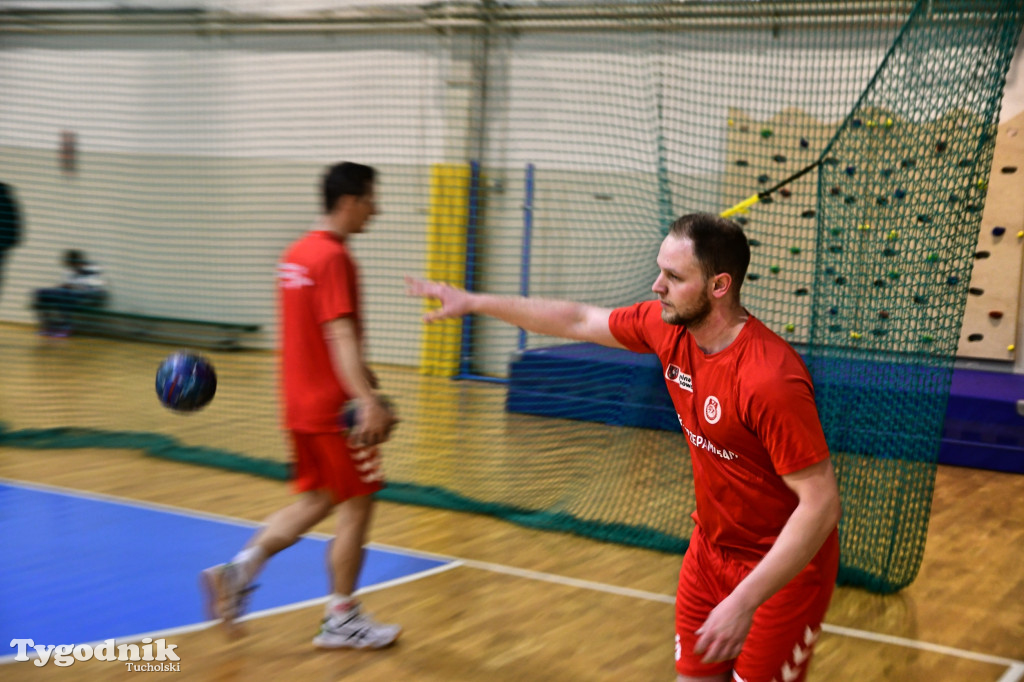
[850,332,863,340]
[887,230,898,241]
[858,223,871,231]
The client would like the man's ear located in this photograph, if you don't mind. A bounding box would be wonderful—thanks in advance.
[710,273,733,300]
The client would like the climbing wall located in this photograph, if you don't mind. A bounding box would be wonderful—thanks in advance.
[726,107,1022,361]
[724,108,835,343]
[957,109,1024,361]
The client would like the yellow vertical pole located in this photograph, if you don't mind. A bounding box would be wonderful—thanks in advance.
[420,163,471,376]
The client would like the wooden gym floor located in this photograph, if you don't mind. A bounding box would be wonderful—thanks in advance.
[0,326,1022,681]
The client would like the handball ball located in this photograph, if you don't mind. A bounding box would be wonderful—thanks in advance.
[155,351,217,412]
[341,396,395,431]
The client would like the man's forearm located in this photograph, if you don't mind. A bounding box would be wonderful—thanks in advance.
[468,293,598,341]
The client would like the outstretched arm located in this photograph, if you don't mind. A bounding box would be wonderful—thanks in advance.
[405,276,626,349]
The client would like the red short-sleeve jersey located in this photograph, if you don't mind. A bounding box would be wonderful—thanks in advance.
[277,229,361,433]
[609,300,833,565]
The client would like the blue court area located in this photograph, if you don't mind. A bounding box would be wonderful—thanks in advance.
[0,481,449,651]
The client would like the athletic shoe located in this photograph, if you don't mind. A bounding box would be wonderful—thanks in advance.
[312,603,401,649]
[200,563,257,635]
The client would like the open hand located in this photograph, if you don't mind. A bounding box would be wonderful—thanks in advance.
[404,276,474,323]
[693,594,754,664]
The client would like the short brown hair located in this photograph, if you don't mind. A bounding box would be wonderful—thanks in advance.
[668,213,750,296]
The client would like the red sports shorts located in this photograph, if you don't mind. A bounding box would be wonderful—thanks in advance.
[290,431,385,502]
[675,525,839,682]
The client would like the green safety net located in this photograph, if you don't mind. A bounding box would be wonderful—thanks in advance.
[0,1,1020,593]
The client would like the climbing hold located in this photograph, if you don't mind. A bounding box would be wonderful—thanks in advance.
[935,140,947,152]
[884,117,894,128]
[958,158,973,168]
[779,188,792,198]
[843,196,857,205]
[1002,166,1017,173]
[901,158,916,168]
[758,174,770,184]
[917,215,931,224]
[1009,344,1016,352]
[975,250,990,259]
[830,186,841,195]
[977,178,988,191]
[851,119,862,128]
[873,279,885,287]
[922,334,934,343]
[969,287,984,296]
[835,276,846,285]
[968,333,984,342]
[760,128,773,139]
[882,247,898,257]
[801,209,815,218]
[876,196,888,206]
[949,192,960,203]
[824,157,839,166]
[857,223,871,231]
[773,154,787,163]
[790,246,802,255]
[747,237,760,246]
[850,331,863,340]
[830,228,842,236]
[993,226,1006,237]
[845,165,856,176]
[785,324,795,333]
[736,159,749,167]
[829,307,839,316]
[913,295,928,304]
[824,266,836,275]
[794,288,809,296]
[893,188,906,200]
[947,276,959,285]
[866,119,877,128]
[770,265,781,274]
[989,310,1004,320]
[926,253,940,262]
[746,273,760,281]
[886,230,899,241]
[736,216,749,226]
[888,270,900,279]
[878,310,890,319]
[727,119,735,127]
[800,138,809,148]
[1018,231,1024,239]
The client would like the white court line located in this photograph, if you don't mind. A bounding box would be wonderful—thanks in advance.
[0,561,461,665]
[998,663,1024,682]
[2,477,1022,674]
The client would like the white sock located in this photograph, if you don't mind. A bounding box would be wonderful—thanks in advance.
[327,593,357,614]
[231,546,267,585]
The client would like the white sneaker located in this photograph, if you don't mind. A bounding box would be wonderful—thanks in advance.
[200,563,256,636]
[312,603,401,649]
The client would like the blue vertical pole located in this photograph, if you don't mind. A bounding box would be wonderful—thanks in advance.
[518,163,535,351]
[458,160,481,378]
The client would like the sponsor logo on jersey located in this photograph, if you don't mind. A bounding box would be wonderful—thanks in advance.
[665,364,693,392]
[277,263,314,289]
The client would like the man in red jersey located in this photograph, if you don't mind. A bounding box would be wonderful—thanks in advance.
[407,213,841,682]
[202,162,400,649]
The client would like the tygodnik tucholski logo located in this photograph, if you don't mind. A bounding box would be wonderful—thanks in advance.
[9,637,180,671]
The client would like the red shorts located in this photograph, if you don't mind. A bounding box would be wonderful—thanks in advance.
[290,431,385,502]
[675,525,838,682]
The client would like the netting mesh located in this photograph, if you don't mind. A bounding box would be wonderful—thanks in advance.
[0,1,1020,593]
